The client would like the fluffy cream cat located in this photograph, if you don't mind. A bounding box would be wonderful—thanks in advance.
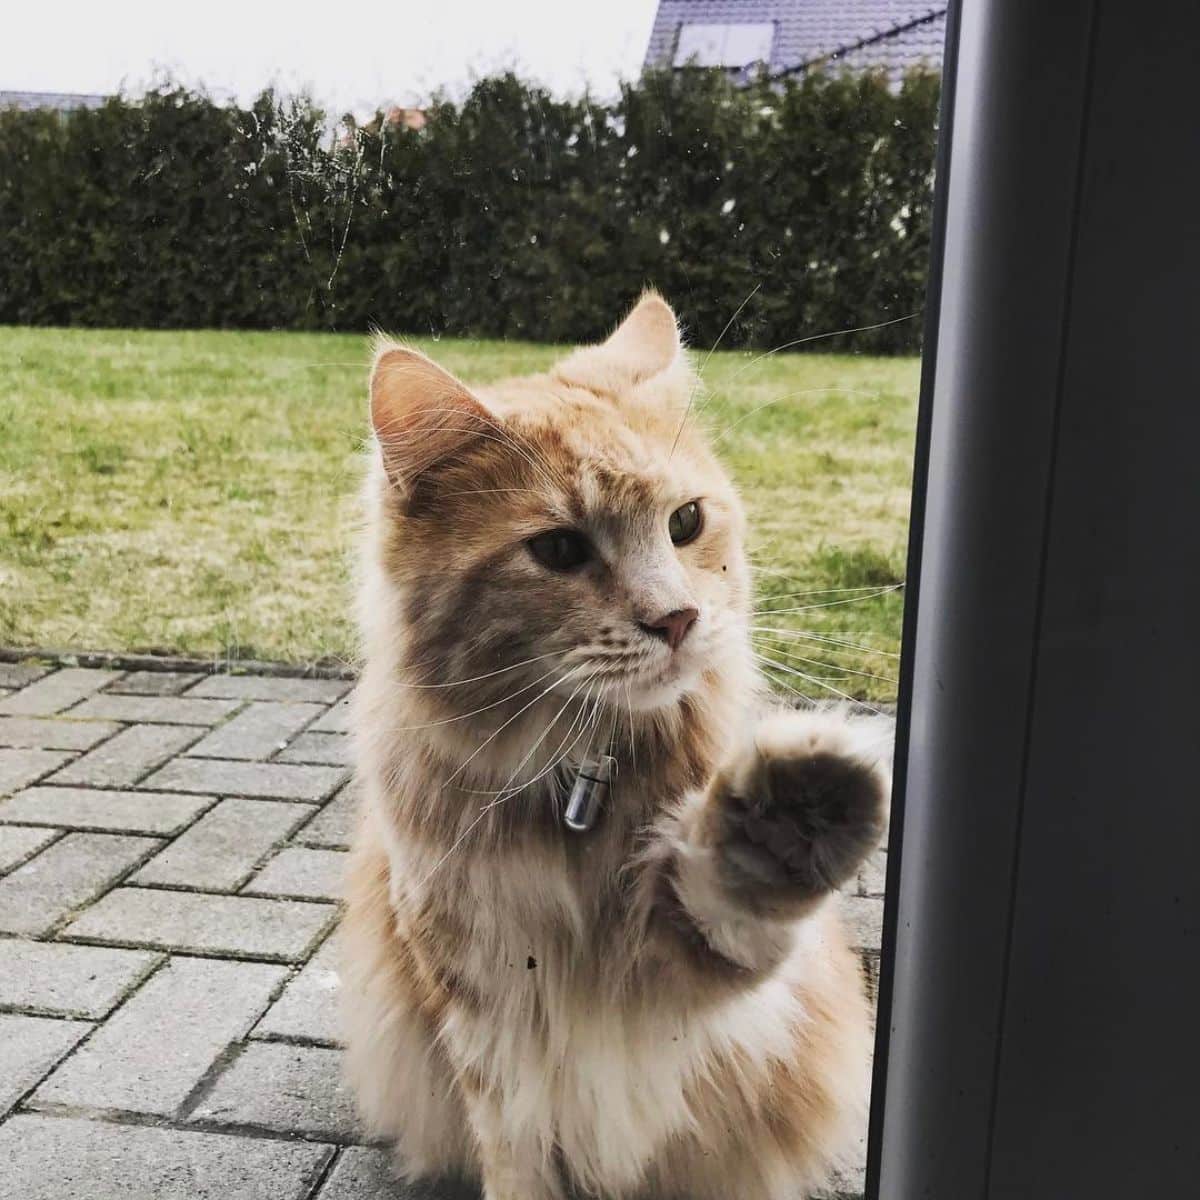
[342,294,888,1200]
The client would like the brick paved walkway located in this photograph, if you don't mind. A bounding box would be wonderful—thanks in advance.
[0,660,882,1200]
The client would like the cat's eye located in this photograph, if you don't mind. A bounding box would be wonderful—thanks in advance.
[528,529,591,571]
[668,501,703,546]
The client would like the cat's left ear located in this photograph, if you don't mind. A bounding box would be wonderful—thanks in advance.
[553,291,682,395]
[369,341,492,495]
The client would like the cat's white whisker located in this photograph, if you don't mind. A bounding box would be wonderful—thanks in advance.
[436,487,545,498]
[753,644,898,685]
[406,807,492,894]
[688,311,920,433]
[717,310,921,394]
[753,651,885,715]
[749,627,901,658]
[746,561,803,576]
[442,664,587,788]
[462,672,599,799]
[624,680,637,773]
[523,688,607,817]
[752,662,819,705]
[754,584,904,613]
[606,693,621,757]
[480,676,608,815]
[754,626,894,636]
[477,673,601,809]
[694,282,764,386]
[709,387,883,445]
[511,679,607,799]
[409,668,592,891]
[753,582,905,601]
[398,649,569,689]
[577,679,608,765]
[670,281,762,457]
[391,660,568,730]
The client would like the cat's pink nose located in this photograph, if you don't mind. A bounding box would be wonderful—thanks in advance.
[638,607,699,651]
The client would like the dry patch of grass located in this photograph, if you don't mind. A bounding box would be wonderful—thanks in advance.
[0,327,919,699]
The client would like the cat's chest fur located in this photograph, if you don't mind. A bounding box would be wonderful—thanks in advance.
[425,802,808,1193]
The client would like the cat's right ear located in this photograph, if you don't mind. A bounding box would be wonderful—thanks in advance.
[369,342,492,494]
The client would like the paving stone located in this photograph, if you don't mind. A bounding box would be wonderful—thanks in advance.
[316,1146,440,1199]
[66,887,335,961]
[244,848,346,901]
[0,749,74,796]
[0,825,58,873]
[0,786,213,836]
[0,1015,92,1118]
[276,731,352,766]
[0,833,159,937]
[0,1114,333,1200]
[188,675,353,704]
[144,757,348,803]
[134,798,316,891]
[825,1159,867,1199]
[323,1155,480,1200]
[193,1041,358,1140]
[105,670,204,696]
[34,956,288,1116]
[186,702,324,761]
[68,694,241,726]
[0,668,118,717]
[48,724,205,789]
[309,698,352,733]
[255,933,342,1045]
[857,848,888,897]
[296,783,361,849]
[0,662,51,689]
[841,894,884,952]
[0,939,159,1018]
[0,716,120,751]
[861,950,881,1004]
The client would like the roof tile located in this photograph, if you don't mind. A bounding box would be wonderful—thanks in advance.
[645,1,947,83]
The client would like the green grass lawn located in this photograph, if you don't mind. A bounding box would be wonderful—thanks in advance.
[0,327,919,701]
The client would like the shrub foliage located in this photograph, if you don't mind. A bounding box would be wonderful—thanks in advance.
[0,70,939,352]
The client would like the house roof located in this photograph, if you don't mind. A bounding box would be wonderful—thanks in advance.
[644,1,946,83]
[829,10,947,80]
[0,91,108,113]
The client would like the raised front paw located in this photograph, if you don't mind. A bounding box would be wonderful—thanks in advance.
[707,710,889,911]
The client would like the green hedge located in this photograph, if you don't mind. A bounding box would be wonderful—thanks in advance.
[0,70,939,352]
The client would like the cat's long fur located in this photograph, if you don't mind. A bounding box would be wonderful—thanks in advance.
[343,294,887,1200]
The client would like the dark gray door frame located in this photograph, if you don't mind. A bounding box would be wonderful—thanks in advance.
[868,2,1200,1195]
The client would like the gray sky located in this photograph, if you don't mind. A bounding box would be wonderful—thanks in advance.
[4,0,660,113]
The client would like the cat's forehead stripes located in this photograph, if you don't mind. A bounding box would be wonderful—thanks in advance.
[491,393,714,529]
[579,463,660,518]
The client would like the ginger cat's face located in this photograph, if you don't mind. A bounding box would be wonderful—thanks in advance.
[367,293,752,717]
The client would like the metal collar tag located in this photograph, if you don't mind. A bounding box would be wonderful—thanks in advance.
[564,754,617,832]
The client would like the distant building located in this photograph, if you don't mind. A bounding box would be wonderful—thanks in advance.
[383,106,427,132]
[0,91,108,113]
[339,105,428,147]
[644,1,946,86]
